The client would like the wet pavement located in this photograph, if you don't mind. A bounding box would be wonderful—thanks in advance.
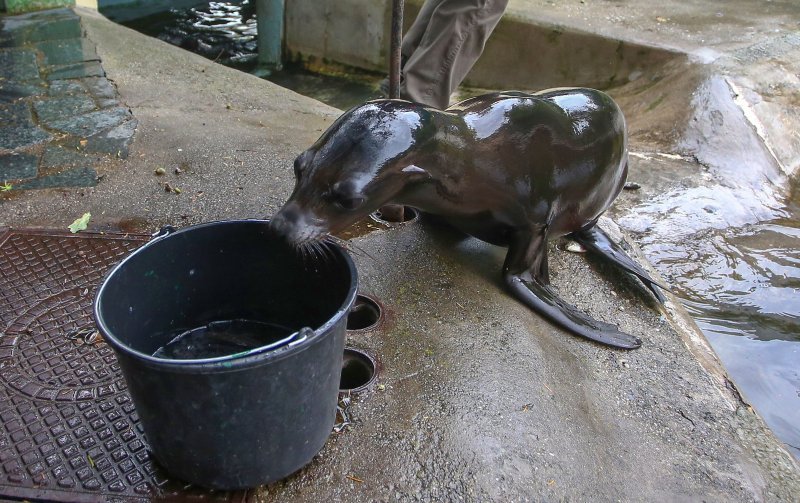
[0,4,799,502]
[0,8,137,192]
[122,1,800,461]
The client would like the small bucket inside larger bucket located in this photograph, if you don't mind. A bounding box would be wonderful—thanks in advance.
[94,220,357,489]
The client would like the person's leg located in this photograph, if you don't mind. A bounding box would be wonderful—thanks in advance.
[400,0,508,109]
[400,0,441,64]
[380,0,441,96]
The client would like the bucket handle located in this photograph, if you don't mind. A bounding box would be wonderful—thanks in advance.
[151,225,177,239]
[286,326,313,348]
[229,326,313,359]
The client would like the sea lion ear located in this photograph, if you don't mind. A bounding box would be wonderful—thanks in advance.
[401,164,430,178]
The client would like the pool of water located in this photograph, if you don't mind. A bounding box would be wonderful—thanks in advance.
[111,0,381,111]
[114,0,800,460]
[624,188,800,458]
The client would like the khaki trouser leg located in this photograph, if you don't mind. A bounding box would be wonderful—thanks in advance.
[400,0,508,109]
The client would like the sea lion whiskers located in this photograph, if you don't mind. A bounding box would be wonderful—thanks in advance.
[294,238,334,268]
[324,234,378,263]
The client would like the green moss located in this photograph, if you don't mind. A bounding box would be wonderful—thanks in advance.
[6,0,76,14]
[646,94,666,111]
[546,27,564,44]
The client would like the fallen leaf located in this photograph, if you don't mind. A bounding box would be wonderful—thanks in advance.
[68,213,91,233]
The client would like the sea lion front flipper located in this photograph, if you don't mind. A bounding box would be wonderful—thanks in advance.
[502,230,642,349]
[570,225,667,303]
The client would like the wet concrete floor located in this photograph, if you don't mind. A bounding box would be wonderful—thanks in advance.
[115,0,800,461]
[0,4,799,501]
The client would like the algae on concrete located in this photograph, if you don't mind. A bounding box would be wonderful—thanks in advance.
[5,0,75,14]
[0,7,137,189]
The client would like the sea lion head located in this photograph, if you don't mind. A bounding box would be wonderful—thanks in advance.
[271,100,433,244]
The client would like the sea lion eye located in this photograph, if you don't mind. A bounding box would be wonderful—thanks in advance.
[334,196,365,211]
[293,157,303,178]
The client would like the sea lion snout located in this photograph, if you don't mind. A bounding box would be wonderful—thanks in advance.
[270,201,327,244]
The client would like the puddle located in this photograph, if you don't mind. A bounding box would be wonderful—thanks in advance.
[333,216,391,240]
[114,0,800,460]
[115,216,151,234]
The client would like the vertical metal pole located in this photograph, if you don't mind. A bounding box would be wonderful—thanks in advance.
[256,0,284,75]
[389,0,404,99]
[378,0,407,223]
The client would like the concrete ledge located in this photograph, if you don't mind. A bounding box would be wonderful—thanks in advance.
[463,14,682,90]
[285,0,682,91]
[284,0,799,179]
[286,0,392,72]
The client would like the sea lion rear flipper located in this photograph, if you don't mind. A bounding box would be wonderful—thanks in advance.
[503,230,642,349]
[505,275,642,349]
[571,225,667,303]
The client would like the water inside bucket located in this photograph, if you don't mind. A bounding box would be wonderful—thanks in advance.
[152,319,295,359]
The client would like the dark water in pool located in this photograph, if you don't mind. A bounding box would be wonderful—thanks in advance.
[620,177,800,459]
[152,319,294,359]
[117,1,258,68]
[114,1,381,110]
[116,1,800,459]
[659,205,798,457]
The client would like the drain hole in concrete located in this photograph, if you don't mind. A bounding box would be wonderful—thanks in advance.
[347,294,382,331]
[340,348,376,393]
[371,205,419,224]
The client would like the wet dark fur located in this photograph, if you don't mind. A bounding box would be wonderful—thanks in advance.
[271,89,666,349]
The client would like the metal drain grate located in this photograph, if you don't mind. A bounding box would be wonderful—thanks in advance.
[0,229,246,502]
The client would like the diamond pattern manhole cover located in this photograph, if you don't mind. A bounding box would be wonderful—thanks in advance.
[0,229,247,502]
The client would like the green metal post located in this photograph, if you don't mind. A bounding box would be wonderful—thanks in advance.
[254,0,284,76]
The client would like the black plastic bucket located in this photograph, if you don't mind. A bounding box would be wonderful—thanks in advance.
[93,220,357,489]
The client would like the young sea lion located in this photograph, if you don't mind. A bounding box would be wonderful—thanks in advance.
[270,89,666,349]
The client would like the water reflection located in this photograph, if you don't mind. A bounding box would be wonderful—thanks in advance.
[628,190,800,460]
[121,1,257,67]
[119,1,380,111]
[701,329,800,459]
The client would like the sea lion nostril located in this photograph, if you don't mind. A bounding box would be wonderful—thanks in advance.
[272,203,302,225]
[269,212,293,237]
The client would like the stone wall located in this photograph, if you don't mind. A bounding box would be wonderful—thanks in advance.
[284,0,391,72]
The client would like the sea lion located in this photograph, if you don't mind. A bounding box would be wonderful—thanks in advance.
[270,89,666,349]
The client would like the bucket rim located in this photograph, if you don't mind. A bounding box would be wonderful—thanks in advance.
[93,219,358,371]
